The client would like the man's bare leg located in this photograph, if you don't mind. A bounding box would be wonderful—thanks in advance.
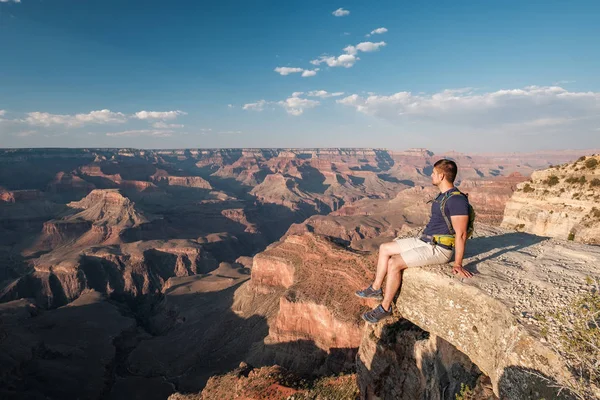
[372,242,401,290]
[381,255,408,311]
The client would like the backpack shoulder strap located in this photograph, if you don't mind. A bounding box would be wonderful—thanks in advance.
[439,190,465,235]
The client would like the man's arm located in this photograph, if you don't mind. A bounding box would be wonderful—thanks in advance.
[450,215,472,278]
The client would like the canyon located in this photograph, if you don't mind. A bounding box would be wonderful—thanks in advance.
[0,147,598,399]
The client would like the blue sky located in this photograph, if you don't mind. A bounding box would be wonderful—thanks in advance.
[1,0,599,151]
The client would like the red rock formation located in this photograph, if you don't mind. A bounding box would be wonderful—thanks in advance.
[236,234,375,375]
[151,169,212,189]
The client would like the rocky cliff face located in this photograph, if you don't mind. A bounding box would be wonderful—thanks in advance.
[502,155,600,244]
[236,233,374,376]
[358,319,494,400]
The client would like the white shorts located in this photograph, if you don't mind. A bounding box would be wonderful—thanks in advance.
[392,237,454,268]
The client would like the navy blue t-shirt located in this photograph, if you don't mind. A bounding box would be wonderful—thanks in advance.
[422,187,469,236]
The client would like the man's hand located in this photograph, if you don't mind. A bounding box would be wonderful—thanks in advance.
[452,265,473,278]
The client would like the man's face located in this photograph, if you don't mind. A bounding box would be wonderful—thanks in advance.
[431,167,444,186]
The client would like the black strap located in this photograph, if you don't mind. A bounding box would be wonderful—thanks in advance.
[439,190,468,235]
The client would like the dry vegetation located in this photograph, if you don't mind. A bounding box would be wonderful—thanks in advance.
[539,278,600,399]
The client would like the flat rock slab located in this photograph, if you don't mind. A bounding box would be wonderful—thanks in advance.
[395,225,600,398]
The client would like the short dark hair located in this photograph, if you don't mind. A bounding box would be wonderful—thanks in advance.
[434,159,458,183]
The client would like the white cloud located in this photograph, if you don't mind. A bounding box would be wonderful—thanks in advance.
[277,95,320,116]
[301,69,319,77]
[310,53,358,68]
[228,104,234,108]
[24,110,127,127]
[553,80,576,85]
[106,129,174,137]
[337,86,600,132]
[344,41,386,55]
[0,110,5,116]
[306,90,345,98]
[243,100,269,112]
[275,67,319,77]
[133,110,186,120]
[366,27,388,37]
[152,121,184,129]
[0,0,21,3]
[274,67,305,76]
[218,130,242,135]
[311,41,386,69]
[332,8,349,17]
[244,92,321,116]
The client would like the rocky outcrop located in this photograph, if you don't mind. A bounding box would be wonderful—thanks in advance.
[358,319,495,400]
[235,233,375,376]
[502,155,600,244]
[32,189,151,250]
[358,225,600,399]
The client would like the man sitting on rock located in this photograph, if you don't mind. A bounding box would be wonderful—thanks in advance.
[356,159,473,324]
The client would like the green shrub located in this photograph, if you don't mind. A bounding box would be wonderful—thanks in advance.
[523,183,535,193]
[585,158,598,169]
[543,175,560,186]
[455,384,474,400]
[568,231,575,241]
[578,156,586,162]
[566,176,587,184]
[591,178,600,187]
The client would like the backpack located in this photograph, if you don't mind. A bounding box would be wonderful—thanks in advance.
[432,190,476,248]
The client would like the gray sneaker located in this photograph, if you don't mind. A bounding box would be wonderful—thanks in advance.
[362,304,392,324]
[355,285,383,300]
